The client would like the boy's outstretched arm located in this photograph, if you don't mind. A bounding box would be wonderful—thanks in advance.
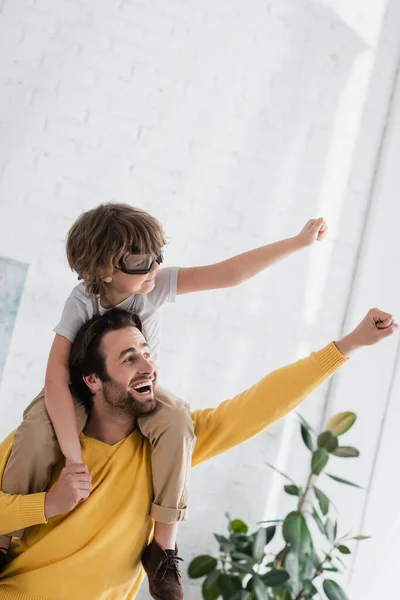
[177,218,327,295]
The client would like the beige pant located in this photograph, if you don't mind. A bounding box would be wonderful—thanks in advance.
[2,385,195,535]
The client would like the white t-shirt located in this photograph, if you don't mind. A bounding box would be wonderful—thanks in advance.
[54,267,179,365]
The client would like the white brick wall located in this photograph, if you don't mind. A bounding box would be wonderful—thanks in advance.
[0,0,399,598]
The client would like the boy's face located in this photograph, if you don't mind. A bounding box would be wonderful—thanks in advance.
[106,261,159,295]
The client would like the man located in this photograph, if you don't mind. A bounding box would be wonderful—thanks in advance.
[0,307,396,600]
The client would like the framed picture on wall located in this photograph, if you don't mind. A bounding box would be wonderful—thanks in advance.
[0,257,28,383]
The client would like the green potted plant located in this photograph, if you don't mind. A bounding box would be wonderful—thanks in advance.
[188,412,368,599]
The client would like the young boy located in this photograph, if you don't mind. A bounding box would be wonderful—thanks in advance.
[0,203,327,599]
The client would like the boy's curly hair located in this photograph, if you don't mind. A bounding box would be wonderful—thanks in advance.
[66,203,167,296]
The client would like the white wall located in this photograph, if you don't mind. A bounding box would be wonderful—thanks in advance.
[327,58,400,599]
[0,0,399,597]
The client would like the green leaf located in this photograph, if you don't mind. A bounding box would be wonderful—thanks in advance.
[284,484,301,496]
[335,556,347,570]
[188,555,218,578]
[312,448,329,475]
[326,474,362,489]
[324,566,339,572]
[350,535,370,541]
[325,412,356,436]
[266,526,276,545]
[232,533,253,553]
[284,551,301,595]
[314,487,329,516]
[302,553,315,580]
[214,534,236,553]
[257,519,283,525]
[202,570,222,600]
[317,432,339,453]
[231,552,257,565]
[264,462,295,483]
[218,574,242,600]
[332,446,360,458]
[282,512,313,553]
[334,521,338,540]
[297,413,315,433]
[312,507,325,534]
[323,579,349,600]
[253,577,270,600]
[325,518,335,543]
[271,589,292,600]
[252,527,267,561]
[230,592,252,600]
[262,569,290,587]
[303,581,318,597]
[231,519,249,534]
[337,545,351,554]
[225,512,232,525]
[231,560,256,576]
[301,424,314,451]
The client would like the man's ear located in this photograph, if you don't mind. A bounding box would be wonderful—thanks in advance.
[103,275,113,284]
[83,373,102,393]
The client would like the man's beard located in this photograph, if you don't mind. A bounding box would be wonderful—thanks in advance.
[101,378,158,418]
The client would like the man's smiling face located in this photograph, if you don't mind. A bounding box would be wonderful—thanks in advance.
[97,326,158,417]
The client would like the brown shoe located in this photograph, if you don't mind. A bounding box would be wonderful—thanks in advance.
[0,549,9,572]
[141,539,184,600]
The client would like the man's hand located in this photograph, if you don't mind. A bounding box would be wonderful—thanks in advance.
[296,217,328,247]
[44,463,92,519]
[336,308,398,357]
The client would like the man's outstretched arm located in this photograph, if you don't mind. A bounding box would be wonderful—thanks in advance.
[191,309,397,466]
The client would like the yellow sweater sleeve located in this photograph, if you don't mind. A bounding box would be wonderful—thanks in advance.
[191,343,347,466]
[0,433,47,535]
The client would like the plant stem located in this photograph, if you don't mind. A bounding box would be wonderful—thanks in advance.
[274,545,289,569]
[275,471,314,571]
[297,471,314,514]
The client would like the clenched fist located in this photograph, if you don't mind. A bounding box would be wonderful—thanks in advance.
[336,309,398,357]
[44,463,92,519]
[296,217,328,247]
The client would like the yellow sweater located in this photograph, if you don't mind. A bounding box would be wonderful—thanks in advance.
[0,343,346,600]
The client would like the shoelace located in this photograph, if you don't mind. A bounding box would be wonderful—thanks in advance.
[155,553,183,581]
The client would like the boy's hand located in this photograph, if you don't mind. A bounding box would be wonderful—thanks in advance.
[296,217,327,247]
[44,463,92,518]
[336,308,398,357]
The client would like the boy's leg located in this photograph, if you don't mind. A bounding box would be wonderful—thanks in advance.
[138,385,196,600]
[138,384,195,529]
[0,389,87,545]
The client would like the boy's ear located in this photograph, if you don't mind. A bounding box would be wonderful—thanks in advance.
[83,373,102,393]
[103,275,113,283]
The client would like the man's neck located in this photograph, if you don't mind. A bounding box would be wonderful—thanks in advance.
[83,408,135,446]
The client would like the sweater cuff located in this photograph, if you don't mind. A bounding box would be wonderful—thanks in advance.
[20,493,47,529]
[312,342,348,376]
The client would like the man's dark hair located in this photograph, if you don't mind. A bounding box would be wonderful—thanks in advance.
[69,309,143,410]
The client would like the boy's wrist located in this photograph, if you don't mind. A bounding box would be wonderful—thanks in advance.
[291,235,308,250]
[44,490,59,519]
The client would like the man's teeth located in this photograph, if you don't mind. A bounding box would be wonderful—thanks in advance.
[132,382,152,393]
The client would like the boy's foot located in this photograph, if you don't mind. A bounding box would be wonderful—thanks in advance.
[141,539,184,600]
[0,548,9,572]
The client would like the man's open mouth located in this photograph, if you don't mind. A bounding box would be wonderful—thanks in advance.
[130,382,153,395]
